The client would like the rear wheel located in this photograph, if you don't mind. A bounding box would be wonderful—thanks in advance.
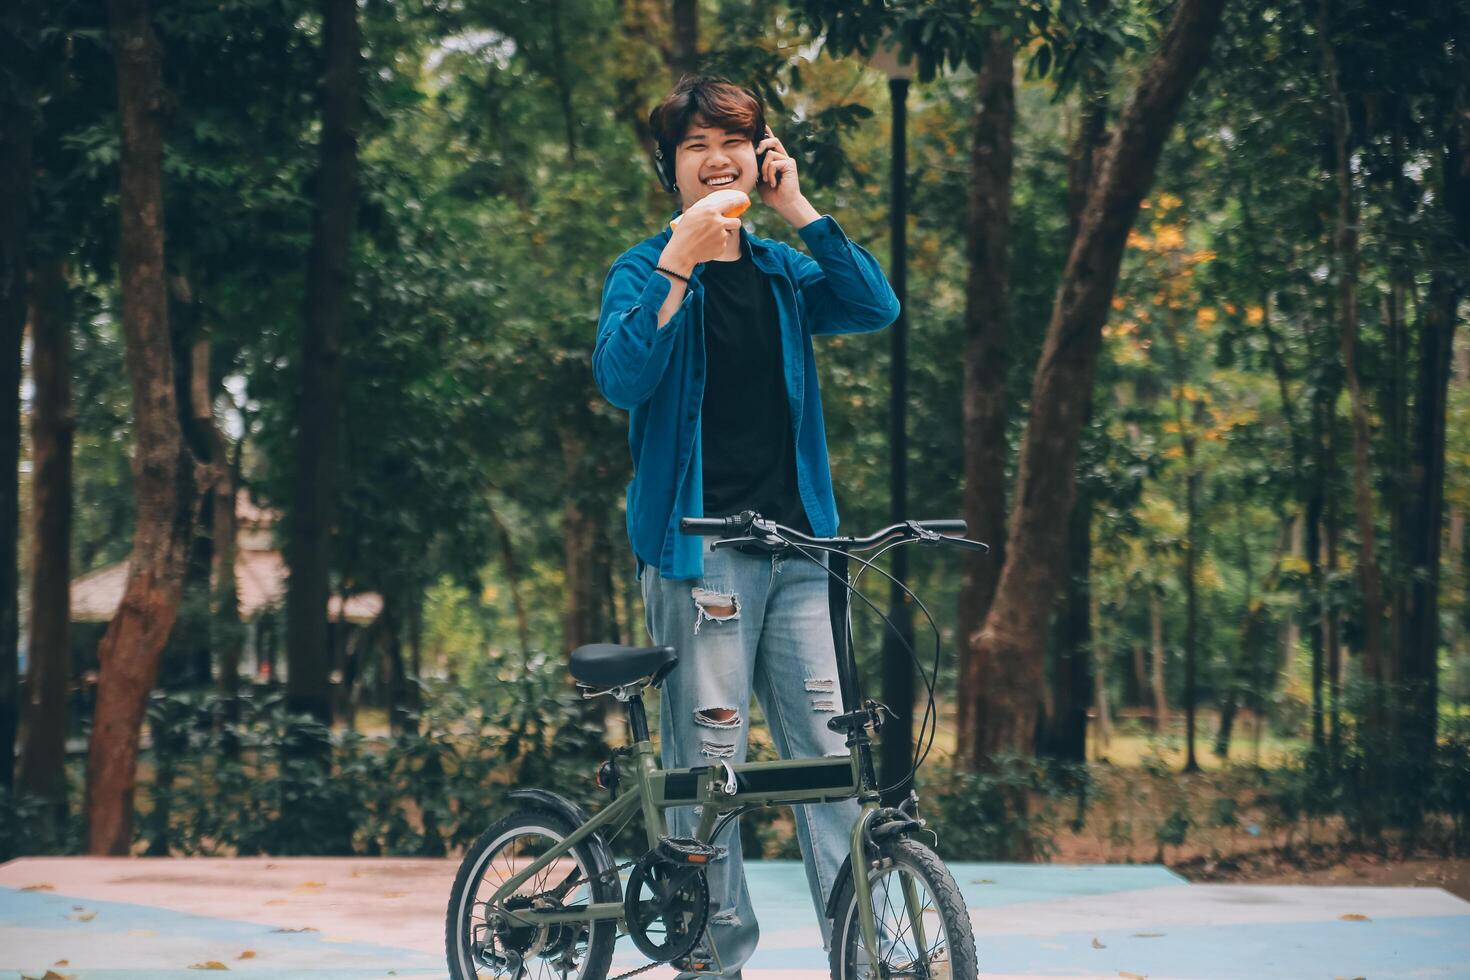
[827,837,977,980]
[446,808,618,980]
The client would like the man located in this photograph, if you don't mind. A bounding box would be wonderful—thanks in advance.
[593,74,899,977]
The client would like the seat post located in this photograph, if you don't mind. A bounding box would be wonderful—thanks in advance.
[626,693,651,744]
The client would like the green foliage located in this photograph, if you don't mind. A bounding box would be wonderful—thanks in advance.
[923,757,1090,861]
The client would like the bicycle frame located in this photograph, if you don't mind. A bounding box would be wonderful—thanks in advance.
[484,551,892,965]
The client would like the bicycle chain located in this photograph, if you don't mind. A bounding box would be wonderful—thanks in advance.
[496,856,680,980]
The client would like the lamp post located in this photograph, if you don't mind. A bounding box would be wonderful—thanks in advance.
[869,38,916,805]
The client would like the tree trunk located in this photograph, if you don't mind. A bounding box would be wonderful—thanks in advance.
[212,428,242,702]
[87,0,196,855]
[1043,491,1092,761]
[1182,442,1201,772]
[1150,591,1169,734]
[1091,583,1111,752]
[17,260,72,815]
[670,0,697,81]
[286,0,360,728]
[490,503,533,665]
[956,27,1014,768]
[612,0,660,167]
[0,0,37,793]
[1131,640,1148,710]
[970,0,1226,757]
[1320,8,1383,688]
[1400,100,1469,760]
[1306,482,1325,751]
[560,426,596,654]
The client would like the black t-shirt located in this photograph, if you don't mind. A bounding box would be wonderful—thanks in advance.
[699,243,812,534]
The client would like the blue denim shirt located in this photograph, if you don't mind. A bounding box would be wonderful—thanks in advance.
[594,215,899,581]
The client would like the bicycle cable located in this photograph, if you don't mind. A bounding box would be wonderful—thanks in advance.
[771,533,947,798]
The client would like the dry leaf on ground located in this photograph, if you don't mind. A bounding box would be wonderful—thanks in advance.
[1339,913,1370,921]
[1092,937,1107,949]
[20,883,55,892]
[67,910,95,922]
[189,962,229,970]
[238,951,256,960]
[270,926,318,933]
[1119,972,1148,979]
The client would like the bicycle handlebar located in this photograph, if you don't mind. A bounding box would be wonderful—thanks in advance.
[679,512,989,554]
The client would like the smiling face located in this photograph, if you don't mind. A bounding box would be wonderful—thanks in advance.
[674,118,760,212]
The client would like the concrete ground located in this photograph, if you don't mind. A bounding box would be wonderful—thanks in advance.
[2,856,1467,979]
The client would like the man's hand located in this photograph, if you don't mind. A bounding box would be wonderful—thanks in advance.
[660,205,743,274]
[756,128,820,229]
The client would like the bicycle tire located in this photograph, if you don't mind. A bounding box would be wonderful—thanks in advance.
[827,836,978,980]
[446,808,618,980]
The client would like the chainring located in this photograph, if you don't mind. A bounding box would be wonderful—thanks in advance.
[622,849,710,963]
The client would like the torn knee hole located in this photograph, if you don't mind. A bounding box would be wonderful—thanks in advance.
[695,706,740,729]
[699,739,736,759]
[690,587,739,633]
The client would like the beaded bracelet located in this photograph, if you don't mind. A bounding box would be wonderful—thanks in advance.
[655,265,691,286]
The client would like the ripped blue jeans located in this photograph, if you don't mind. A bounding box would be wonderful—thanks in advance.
[641,536,860,978]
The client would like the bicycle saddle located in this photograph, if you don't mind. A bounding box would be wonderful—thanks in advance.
[570,643,678,689]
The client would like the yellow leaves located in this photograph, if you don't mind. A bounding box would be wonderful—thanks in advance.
[1156,191,1182,210]
[1188,249,1217,263]
[1112,296,1127,311]
[1340,913,1371,921]
[1195,307,1218,330]
[1246,304,1265,325]
[237,952,257,961]
[189,963,229,971]
[1281,555,1311,574]
[291,881,325,894]
[1154,225,1185,250]
[1127,228,1152,251]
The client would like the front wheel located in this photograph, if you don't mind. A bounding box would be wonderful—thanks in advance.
[445,808,618,980]
[828,837,978,980]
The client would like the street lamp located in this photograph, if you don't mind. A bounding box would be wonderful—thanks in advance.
[869,36,916,805]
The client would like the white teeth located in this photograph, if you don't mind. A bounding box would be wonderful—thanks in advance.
[705,175,736,185]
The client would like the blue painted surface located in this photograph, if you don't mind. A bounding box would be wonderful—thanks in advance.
[7,861,1470,979]
[0,887,439,979]
[974,916,1470,979]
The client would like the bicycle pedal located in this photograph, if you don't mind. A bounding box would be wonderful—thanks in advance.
[657,835,720,865]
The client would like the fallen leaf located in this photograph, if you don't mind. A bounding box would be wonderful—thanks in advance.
[382,890,407,898]
[189,961,229,970]
[1339,913,1370,922]
[20,883,55,892]
[53,961,70,967]
[1133,932,1165,938]
[270,926,318,933]
[237,951,256,960]
[264,899,287,906]
[68,910,96,922]
[1092,937,1107,949]
[291,881,325,893]
[1120,973,1148,979]
[970,878,996,885]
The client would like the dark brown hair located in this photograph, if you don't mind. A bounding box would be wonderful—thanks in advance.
[649,74,765,152]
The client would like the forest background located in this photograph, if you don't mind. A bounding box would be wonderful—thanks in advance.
[1,0,1468,875]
